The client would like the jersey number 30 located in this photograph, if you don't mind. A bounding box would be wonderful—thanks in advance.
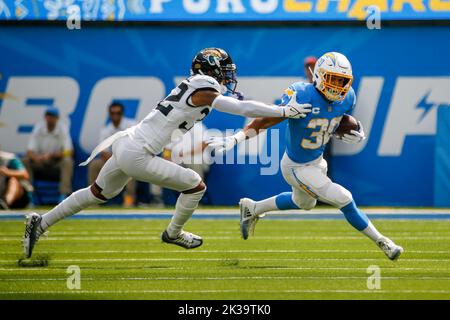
[301,117,342,150]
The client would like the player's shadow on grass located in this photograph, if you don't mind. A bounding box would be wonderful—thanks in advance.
[218,258,240,267]
[17,254,51,267]
[218,258,290,269]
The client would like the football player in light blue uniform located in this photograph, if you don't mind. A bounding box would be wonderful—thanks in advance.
[209,52,403,260]
[282,81,355,165]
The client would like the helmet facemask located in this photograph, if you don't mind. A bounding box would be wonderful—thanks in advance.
[316,68,353,102]
[221,63,237,94]
[216,48,237,94]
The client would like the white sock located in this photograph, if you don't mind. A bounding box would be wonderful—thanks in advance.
[40,187,105,231]
[361,221,384,242]
[167,188,205,238]
[254,196,278,215]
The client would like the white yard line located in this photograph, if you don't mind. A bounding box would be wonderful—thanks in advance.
[1,236,450,241]
[1,276,449,281]
[1,231,447,236]
[0,231,238,236]
[1,258,449,263]
[2,249,449,254]
[3,208,450,215]
[1,266,448,271]
[2,249,450,255]
[0,289,449,294]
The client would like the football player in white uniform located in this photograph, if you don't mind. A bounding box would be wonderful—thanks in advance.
[23,47,312,258]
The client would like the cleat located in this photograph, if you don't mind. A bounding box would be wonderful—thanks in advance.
[161,230,203,249]
[376,237,404,261]
[239,198,262,240]
[23,212,43,258]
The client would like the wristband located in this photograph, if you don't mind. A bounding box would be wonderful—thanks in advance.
[233,131,247,144]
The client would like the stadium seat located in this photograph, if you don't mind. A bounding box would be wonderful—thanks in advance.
[32,180,60,205]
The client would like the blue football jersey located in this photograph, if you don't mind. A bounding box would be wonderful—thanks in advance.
[280,82,356,164]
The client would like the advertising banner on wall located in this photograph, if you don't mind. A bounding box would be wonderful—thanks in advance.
[0,0,449,22]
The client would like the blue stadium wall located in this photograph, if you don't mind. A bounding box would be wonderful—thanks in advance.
[0,24,449,206]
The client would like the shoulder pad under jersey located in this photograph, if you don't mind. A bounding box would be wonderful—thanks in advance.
[187,74,222,93]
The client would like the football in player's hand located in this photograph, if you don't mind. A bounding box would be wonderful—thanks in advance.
[335,114,359,138]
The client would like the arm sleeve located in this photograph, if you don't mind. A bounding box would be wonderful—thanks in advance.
[212,95,283,118]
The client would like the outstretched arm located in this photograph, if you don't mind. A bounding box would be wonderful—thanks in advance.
[191,90,310,119]
[206,117,286,155]
[242,117,286,139]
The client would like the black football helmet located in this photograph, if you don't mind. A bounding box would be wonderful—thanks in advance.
[191,47,237,94]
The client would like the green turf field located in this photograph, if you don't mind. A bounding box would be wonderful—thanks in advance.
[0,219,449,299]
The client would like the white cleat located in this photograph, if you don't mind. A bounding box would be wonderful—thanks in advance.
[161,230,203,249]
[239,198,263,240]
[23,212,43,258]
[376,237,404,261]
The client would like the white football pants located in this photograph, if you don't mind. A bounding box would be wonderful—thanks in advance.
[280,153,353,209]
[95,135,202,199]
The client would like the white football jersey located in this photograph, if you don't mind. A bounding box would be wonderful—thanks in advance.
[128,74,222,155]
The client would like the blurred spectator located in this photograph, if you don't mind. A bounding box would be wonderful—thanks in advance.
[304,56,317,83]
[87,102,136,207]
[22,107,73,198]
[0,146,32,209]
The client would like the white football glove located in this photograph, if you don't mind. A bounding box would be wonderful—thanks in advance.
[281,91,312,119]
[341,121,366,144]
[206,131,246,156]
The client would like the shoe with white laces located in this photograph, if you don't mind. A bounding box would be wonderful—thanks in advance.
[161,230,203,249]
[23,212,44,258]
[239,198,264,240]
[376,237,404,261]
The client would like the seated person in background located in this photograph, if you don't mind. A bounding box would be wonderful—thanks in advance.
[0,146,32,209]
[23,107,74,199]
[88,102,136,207]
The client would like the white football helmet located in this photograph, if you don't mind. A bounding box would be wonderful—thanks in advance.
[312,52,353,102]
